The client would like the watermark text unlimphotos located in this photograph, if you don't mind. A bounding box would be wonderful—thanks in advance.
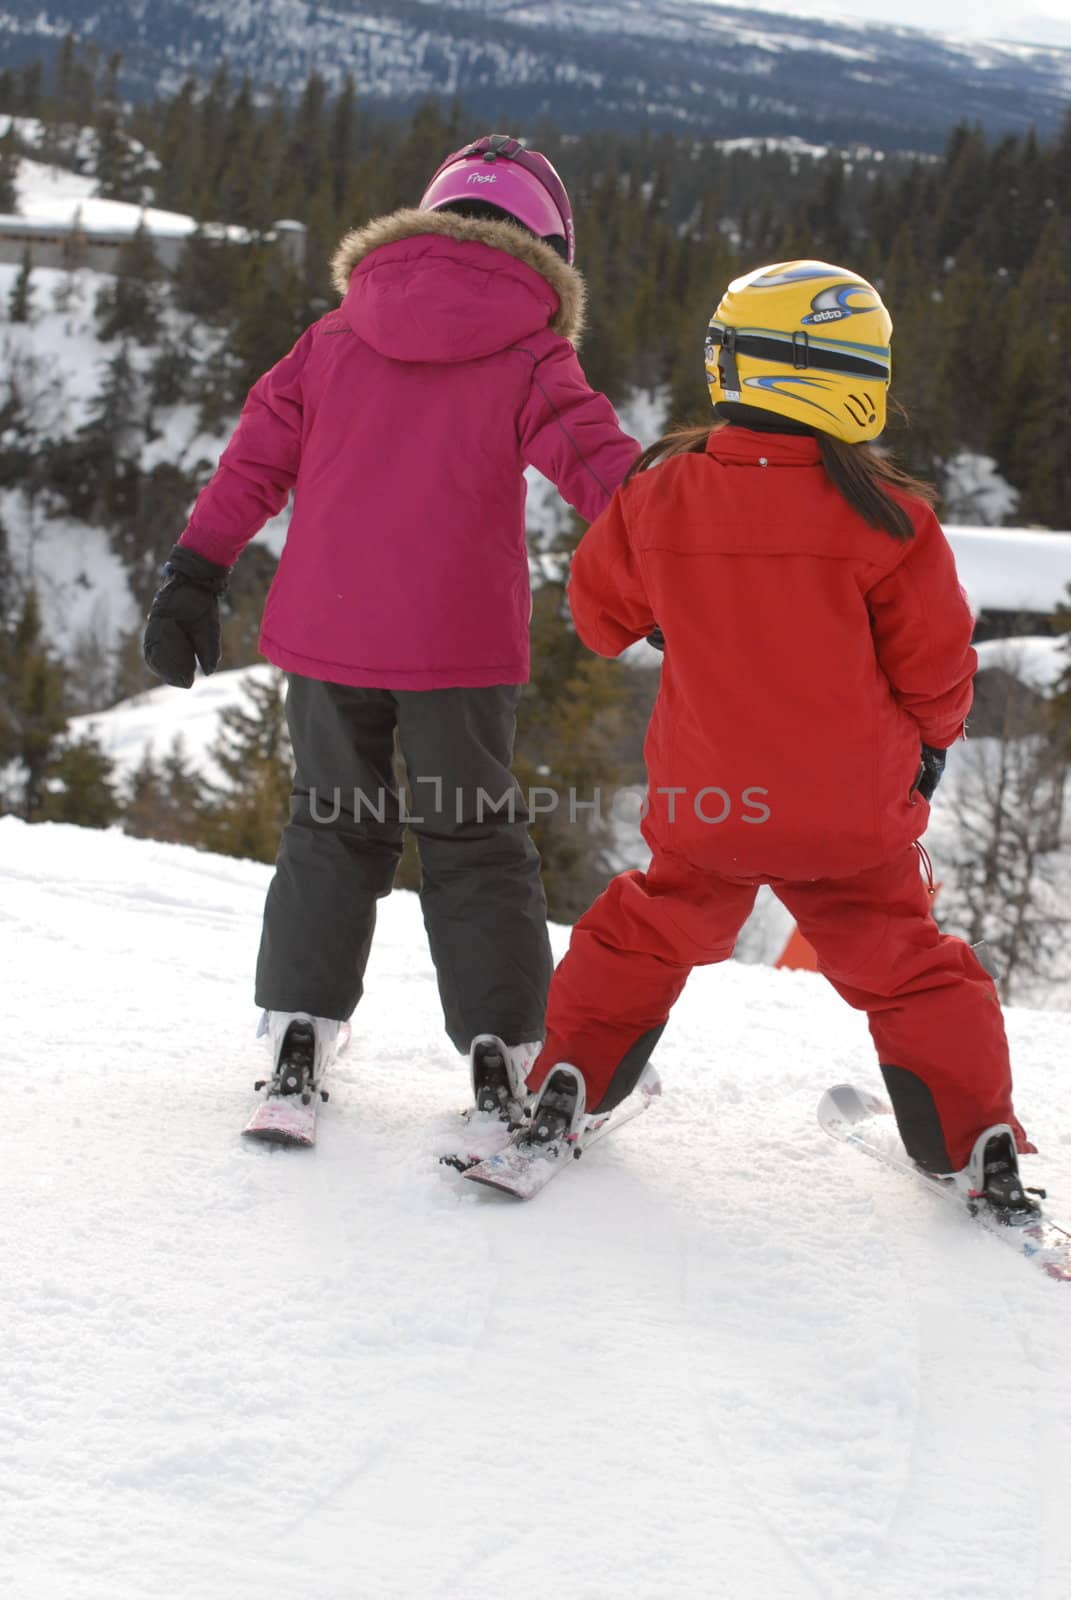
[307,782,771,827]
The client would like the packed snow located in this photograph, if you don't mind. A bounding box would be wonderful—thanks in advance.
[3,818,1070,1599]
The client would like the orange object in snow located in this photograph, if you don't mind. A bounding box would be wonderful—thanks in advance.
[775,925,820,971]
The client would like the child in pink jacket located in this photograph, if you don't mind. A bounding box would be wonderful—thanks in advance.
[143,134,639,1109]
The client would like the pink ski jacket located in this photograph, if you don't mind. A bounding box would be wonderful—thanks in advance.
[178,209,640,688]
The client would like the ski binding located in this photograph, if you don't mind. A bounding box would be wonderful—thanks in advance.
[819,1082,1071,1282]
[455,1066,661,1200]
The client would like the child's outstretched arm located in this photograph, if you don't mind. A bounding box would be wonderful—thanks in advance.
[567,486,656,657]
[178,328,314,567]
[866,505,977,748]
[517,342,640,523]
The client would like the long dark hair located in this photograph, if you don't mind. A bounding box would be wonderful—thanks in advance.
[624,416,936,542]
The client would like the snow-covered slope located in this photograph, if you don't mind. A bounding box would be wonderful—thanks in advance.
[68,664,279,784]
[1,0,1069,145]
[3,818,1070,1599]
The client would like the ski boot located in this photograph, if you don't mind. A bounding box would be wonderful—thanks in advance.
[522,1062,588,1154]
[257,1011,341,1106]
[469,1035,541,1124]
[957,1125,1044,1227]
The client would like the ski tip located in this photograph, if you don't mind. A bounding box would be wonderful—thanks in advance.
[460,1169,529,1198]
[242,1098,318,1147]
[817,1082,890,1128]
[241,1124,316,1148]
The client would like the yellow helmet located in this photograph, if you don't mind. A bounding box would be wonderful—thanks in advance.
[705,260,893,442]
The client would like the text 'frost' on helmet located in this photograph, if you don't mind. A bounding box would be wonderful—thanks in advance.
[418,134,576,264]
[704,260,894,443]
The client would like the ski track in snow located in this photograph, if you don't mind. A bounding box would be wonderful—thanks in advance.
[2,818,1069,1600]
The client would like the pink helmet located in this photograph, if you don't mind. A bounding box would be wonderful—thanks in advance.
[419,134,576,264]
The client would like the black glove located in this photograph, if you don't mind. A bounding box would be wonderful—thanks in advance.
[143,544,229,688]
[914,743,947,802]
[646,626,665,652]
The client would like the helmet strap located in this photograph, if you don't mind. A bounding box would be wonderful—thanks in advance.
[718,328,742,401]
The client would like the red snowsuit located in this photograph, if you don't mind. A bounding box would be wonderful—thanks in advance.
[529,426,1030,1173]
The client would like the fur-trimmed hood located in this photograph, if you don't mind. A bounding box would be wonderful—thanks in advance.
[329,207,586,348]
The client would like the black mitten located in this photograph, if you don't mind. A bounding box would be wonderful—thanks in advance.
[143,544,229,689]
[915,744,947,802]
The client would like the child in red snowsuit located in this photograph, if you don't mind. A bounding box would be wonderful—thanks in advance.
[526,260,1033,1189]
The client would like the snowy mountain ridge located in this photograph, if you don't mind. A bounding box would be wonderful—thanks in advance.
[0,0,1069,146]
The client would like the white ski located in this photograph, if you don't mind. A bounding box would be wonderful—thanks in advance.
[458,1069,662,1200]
[241,1021,351,1149]
[818,1082,1071,1282]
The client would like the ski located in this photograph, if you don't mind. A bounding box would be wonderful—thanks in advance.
[242,1020,351,1149]
[242,1094,320,1147]
[456,1068,661,1200]
[818,1083,1071,1282]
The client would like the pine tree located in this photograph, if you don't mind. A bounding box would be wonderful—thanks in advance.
[0,515,14,633]
[95,223,163,344]
[150,76,202,215]
[216,78,261,227]
[1050,590,1071,767]
[935,123,991,260]
[8,249,33,322]
[291,72,328,200]
[84,342,142,463]
[62,343,143,525]
[328,75,358,213]
[193,61,232,216]
[995,214,1071,528]
[513,521,627,922]
[53,211,90,313]
[0,122,18,213]
[0,588,68,819]
[123,738,207,845]
[174,227,244,323]
[51,33,79,124]
[39,730,120,827]
[17,62,44,119]
[160,738,207,844]
[200,671,292,862]
[93,53,147,203]
[225,247,309,403]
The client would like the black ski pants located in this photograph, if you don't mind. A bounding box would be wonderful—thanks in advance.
[254,675,552,1052]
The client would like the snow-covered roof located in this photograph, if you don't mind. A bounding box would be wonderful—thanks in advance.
[972,634,1069,693]
[1,157,252,242]
[946,525,1071,616]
